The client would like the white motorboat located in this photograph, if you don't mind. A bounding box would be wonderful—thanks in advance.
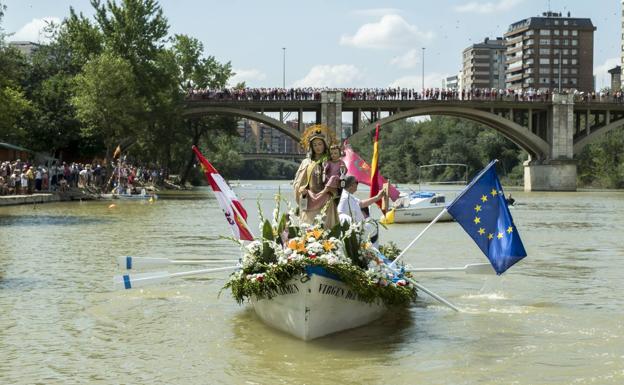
[392,191,453,223]
[252,267,387,340]
[101,188,158,201]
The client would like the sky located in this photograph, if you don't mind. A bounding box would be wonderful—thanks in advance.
[2,0,622,90]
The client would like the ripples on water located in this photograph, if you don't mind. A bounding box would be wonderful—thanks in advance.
[1,186,623,384]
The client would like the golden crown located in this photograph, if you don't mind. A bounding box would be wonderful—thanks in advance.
[300,124,338,151]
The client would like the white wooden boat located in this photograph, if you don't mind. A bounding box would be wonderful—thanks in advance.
[100,190,158,200]
[252,267,387,340]
[392,191,453,223]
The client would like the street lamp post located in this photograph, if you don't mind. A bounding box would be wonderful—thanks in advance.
[282,47,286,89]
[421,47,426,94]
[558,49,562,93]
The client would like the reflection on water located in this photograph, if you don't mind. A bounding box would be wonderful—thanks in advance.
[1,185,624,384]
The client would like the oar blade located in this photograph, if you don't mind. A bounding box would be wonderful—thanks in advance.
[113,271,170,290]
[464,263,496,275]
[116,256,171,270]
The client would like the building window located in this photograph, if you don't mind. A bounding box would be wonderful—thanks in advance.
[554,30,560,36]
[571,58,578,65]
[540,29,551,35]
[553,39,560,45]
[570,68,578,74]
[539,48,551,55]
[553,68,559,74]
[540,67,551,74]
[571,39,578,46]
[571,49,577,55]
[539,39,550,45]
[540,77,550,84]
[564,20,569,26]
[563,39,569,46]
[570,78,577,85]
[539,58,550,64]
[562,68,569,74]
[571,30,578,36]
[563,30,569,36]
[562,58,569,65]
[553,58,559,65]
[564,49,570,55]
[526,39,535,45]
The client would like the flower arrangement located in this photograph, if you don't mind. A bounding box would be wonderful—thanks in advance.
[223,194,417,306]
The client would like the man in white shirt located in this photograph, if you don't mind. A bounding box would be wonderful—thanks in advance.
[337,176,385,246]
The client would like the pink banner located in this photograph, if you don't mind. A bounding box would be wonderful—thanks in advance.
[342,143,400,201]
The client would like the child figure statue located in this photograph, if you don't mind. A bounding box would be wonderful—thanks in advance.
[324,144,347,196]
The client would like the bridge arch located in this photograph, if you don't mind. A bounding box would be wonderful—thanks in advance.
[183,106,301,142]
[351,106,550,160]
[573,117,624,154]
[241,156,300,168]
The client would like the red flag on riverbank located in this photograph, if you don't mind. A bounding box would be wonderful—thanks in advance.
[341,141,400,202]
[192,146,254,241]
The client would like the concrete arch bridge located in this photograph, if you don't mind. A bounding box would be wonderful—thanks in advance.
[184,91,624,191]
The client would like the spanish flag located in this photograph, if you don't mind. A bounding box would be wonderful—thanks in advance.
[369,123,384,212]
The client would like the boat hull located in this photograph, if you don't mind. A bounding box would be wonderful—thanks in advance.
[393,205,453,223]
[252,270,387,340]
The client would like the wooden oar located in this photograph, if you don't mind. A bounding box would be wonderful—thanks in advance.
[406,263,495,275]
[116,256,239,270]
[113,265,241,290]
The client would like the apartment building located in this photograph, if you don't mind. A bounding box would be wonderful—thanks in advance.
[461,38,506,90]
[504,11,595,92]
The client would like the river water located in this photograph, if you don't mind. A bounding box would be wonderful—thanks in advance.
[1,183,623,384]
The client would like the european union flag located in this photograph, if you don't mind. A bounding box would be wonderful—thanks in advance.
[446,160,527,275]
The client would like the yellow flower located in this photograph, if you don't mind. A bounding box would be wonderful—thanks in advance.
[296,240,307,253]
[322,240,335,252]
[306,227,323,240]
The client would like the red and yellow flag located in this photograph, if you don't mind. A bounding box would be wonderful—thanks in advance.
[192,146,254,241]
[369,124,384,212]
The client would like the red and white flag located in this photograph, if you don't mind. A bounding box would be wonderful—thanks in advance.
[192,146,254,241]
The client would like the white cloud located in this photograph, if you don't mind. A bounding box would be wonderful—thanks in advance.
[340,14,433,49]
[292,65,363,87]
[228,69,267,87]
[593,57,620,90]
[390,49,420,69]
[352,8,402,17]
[454,0,523,14]
[388,72,448,89]
[11,17,60,43]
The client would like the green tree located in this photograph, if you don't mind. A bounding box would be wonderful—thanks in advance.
[0,3,31,143]
[72,51,142,162]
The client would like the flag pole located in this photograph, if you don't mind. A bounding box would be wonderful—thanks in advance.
[388,208,448,268]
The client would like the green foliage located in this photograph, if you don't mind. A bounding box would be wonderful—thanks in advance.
[72,51,142,154]
[378,242,402,260]
[224,259,416,306]
[576,128,624,188]
[351,116,527,185]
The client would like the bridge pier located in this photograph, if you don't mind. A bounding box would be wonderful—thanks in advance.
[524,94,577,191]
[321,91,343,140]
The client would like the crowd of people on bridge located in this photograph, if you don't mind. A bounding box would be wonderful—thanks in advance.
[186,86,624,104]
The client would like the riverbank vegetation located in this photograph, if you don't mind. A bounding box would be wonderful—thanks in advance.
[1,0,622,188]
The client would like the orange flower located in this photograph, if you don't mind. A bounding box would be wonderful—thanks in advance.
[287,239,298,250]
[296,240,307,253]
[306,227,323,240]
[322,240,335,252]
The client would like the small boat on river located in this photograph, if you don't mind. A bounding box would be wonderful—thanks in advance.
[392,191,453,223]
[252,267,387,340]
